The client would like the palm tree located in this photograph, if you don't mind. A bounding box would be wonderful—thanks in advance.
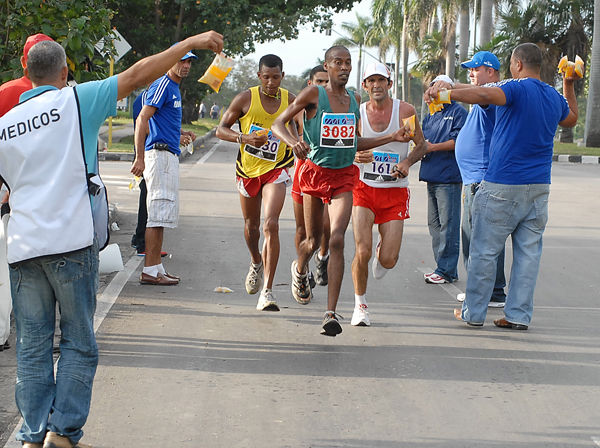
[371,0,404,99]
[334,14,375,92]
[585,0,600,146]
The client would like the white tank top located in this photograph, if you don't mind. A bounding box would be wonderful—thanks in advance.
[358,98,409,189]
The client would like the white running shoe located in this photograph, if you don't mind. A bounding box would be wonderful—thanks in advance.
[351,304,370,326]
[246,261,263,295]
[256,289,280,311]
[456,293,466,302]
[488,301,506,308]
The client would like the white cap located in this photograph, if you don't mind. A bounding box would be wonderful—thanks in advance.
[363,62,391,81]
[430,74,454,86]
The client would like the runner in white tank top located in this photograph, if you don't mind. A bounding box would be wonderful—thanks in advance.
[350,62,428,326]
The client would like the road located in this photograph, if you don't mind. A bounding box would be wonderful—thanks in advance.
[2,135,599,447]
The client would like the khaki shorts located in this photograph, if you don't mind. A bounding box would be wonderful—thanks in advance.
[144,149,179,228]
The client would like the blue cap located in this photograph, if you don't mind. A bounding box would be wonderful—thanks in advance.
[461,51,500,70]
[171,42,198,61]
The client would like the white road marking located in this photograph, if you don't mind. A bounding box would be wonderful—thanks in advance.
[592,436,600,446]
[197,140,222,165]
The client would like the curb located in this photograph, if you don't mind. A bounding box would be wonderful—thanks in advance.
[98,128,217,162]
[552,154,600,164]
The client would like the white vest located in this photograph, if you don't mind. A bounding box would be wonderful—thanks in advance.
[0,87,95,263]
[358,99,410,189]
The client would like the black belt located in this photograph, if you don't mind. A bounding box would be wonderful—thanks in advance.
[152,143,170,151]
[470,183,480,195]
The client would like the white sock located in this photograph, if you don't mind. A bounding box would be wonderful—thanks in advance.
[252,260,263,268]
[143,265,160,277]
[157,264,166,275]
[318,252,329,261]
[355,294,368,307]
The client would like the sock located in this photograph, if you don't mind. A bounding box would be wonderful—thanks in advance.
[318,252,329,261]
[143,265,159,277]
[252,260,263,269]
[355,294,367,307]
[157,264,166,275]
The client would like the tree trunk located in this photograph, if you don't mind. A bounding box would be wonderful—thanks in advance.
[356,46,362,94]
[559,126,574,143]
[174,3,184,42]
[458,6,469,83]
[446,14,457,79]
[401,9,409,101]
[182,101,198,125]
[394,50,400,100]
[480,0,493,45]
[585,0,600,146]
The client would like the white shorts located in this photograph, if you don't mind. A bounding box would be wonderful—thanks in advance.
[144,149,179,228]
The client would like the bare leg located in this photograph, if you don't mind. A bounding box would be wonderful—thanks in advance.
[320,204,331,257]
[351,206,375,296]
[260,182,286,290]
[239,193,263,265]
[324,191,353,312]
[298,194,324,274]
[377,220,405,269]
[144,227,164,267]
[293,200,305,255]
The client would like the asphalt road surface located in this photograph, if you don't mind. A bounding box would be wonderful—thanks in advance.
[2,136,599,447]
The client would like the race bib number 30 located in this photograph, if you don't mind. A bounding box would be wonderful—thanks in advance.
[320,113,356,149]
[362,151,400,182]
[244,124,281,161]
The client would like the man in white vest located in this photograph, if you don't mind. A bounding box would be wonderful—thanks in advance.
[0,32,222,448]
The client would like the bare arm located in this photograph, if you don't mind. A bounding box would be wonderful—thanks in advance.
[117,31,223,100]
[272,86,320,159]
[215,91,268,148]
[427,84,507,107]
[131,105,156,177]
[559,73,580,128]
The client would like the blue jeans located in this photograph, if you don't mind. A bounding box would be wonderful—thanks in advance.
[462,184,506,302]
[9,243,99,444]
[461,182,550,325]
[427,182,461,281]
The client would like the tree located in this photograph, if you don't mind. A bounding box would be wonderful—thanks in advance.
[585,0,600,146]
[371,0,403,99]
[0,0,115,83]
[110,0,358,123]
[334,14,375,93]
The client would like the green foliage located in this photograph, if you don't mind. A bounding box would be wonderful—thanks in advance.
[109,0,358,123]
[0,0,115,83]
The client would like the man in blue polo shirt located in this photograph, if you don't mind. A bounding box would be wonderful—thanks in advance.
[0,32,222,448]
[452,51,507,308]
[426,43,580,330]
[420,75,468,285]
[131,47,198,285]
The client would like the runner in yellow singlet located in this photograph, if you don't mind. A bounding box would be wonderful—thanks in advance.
[216,54,296,312]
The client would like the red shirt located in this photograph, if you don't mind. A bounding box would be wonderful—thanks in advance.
[0,76,32,117]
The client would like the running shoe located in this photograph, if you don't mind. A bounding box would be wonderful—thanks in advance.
[314,253,329,286]
[308,271,316,289]
[291,260,312,304]
[456,293,466,302]
[351,304,370,326]
[424,273,449,284]
[245,261,264,295]
[256,289,280,311]
[488,300,506,308]
[321,311,343,336]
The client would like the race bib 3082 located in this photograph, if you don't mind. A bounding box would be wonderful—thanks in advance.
[320,113,356,149]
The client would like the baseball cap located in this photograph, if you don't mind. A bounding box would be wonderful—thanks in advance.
[363,62,391,81]
[460,51,500,70]
[171,42,198,61]
[23,33,54,65]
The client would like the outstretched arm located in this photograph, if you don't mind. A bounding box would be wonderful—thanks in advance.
[117,31,223,100]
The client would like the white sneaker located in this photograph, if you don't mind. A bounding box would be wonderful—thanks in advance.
[488,301,506,308]
[246,261,263,295]
[351,304,370,326]
[456,293,466,302]
[256,289,280,311]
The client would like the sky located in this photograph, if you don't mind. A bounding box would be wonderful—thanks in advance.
[247,0,381,90]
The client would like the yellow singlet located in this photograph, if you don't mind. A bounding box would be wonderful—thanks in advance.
[236,86,294,178]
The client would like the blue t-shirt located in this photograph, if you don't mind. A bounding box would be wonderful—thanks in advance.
[20,77,118,174]
[455,104,495,185]
[485,78,570,185]
[144,75,182,156]
[419,101,468,184]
